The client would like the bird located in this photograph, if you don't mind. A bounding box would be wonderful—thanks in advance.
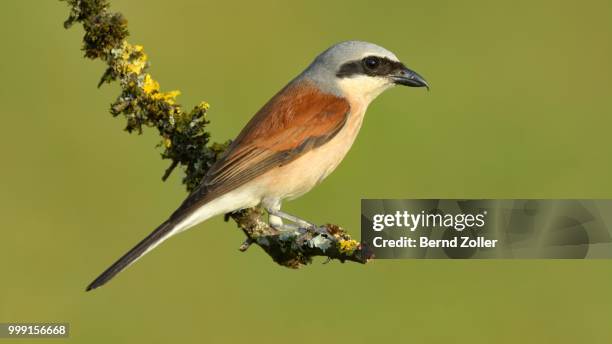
[86,40,428,291]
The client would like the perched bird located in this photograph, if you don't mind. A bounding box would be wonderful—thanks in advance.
[87,40,428,291]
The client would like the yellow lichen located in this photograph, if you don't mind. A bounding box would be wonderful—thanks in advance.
[198,101,210,110]
[142,74,159,94]
[152,90,181,105]
[118,43,148,75]
[115,43,179,105]
[338,239,359,254]
[121,47,130,60]
[126,56,146,74]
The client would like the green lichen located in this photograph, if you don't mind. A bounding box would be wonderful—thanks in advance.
[61,0,220,191]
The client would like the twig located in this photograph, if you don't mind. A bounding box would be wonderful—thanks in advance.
[161,160,179,181]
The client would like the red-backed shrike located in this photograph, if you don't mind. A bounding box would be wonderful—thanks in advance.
[87,41,428,290]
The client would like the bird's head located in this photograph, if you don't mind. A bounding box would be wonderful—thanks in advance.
[303,41,428,103]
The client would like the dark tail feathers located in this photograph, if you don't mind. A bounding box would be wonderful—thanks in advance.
[86,219,175,291]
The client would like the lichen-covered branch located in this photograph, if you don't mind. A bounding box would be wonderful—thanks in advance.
[61,0,372,267]
[230,208,372,267]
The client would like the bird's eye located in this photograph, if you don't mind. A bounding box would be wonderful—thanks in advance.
[363,56,380,70]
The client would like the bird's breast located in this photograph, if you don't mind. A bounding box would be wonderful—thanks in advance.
[260,103,367,201]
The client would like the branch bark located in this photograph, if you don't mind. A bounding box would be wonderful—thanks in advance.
[61,0,373,267]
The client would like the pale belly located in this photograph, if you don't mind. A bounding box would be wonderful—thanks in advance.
[257,105,367,203]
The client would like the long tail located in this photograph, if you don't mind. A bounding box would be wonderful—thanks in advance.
[86,218,182,291]
[86,184,241,291]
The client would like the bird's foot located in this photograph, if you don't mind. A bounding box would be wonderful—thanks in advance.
[266,208,316,231]
[270,222,303,232]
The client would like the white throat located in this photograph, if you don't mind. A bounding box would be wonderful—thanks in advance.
[336,75,394,105]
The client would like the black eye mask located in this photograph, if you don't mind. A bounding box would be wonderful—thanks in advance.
[336,56,406,78]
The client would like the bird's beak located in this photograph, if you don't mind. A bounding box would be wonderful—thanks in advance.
[391,67,429,90]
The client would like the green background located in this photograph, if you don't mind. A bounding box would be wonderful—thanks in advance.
[1,0,612,343]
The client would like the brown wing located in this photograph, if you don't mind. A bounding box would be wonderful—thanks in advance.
[170,80,351,218]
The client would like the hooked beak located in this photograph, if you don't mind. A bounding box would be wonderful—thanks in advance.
[391,67,429,90]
